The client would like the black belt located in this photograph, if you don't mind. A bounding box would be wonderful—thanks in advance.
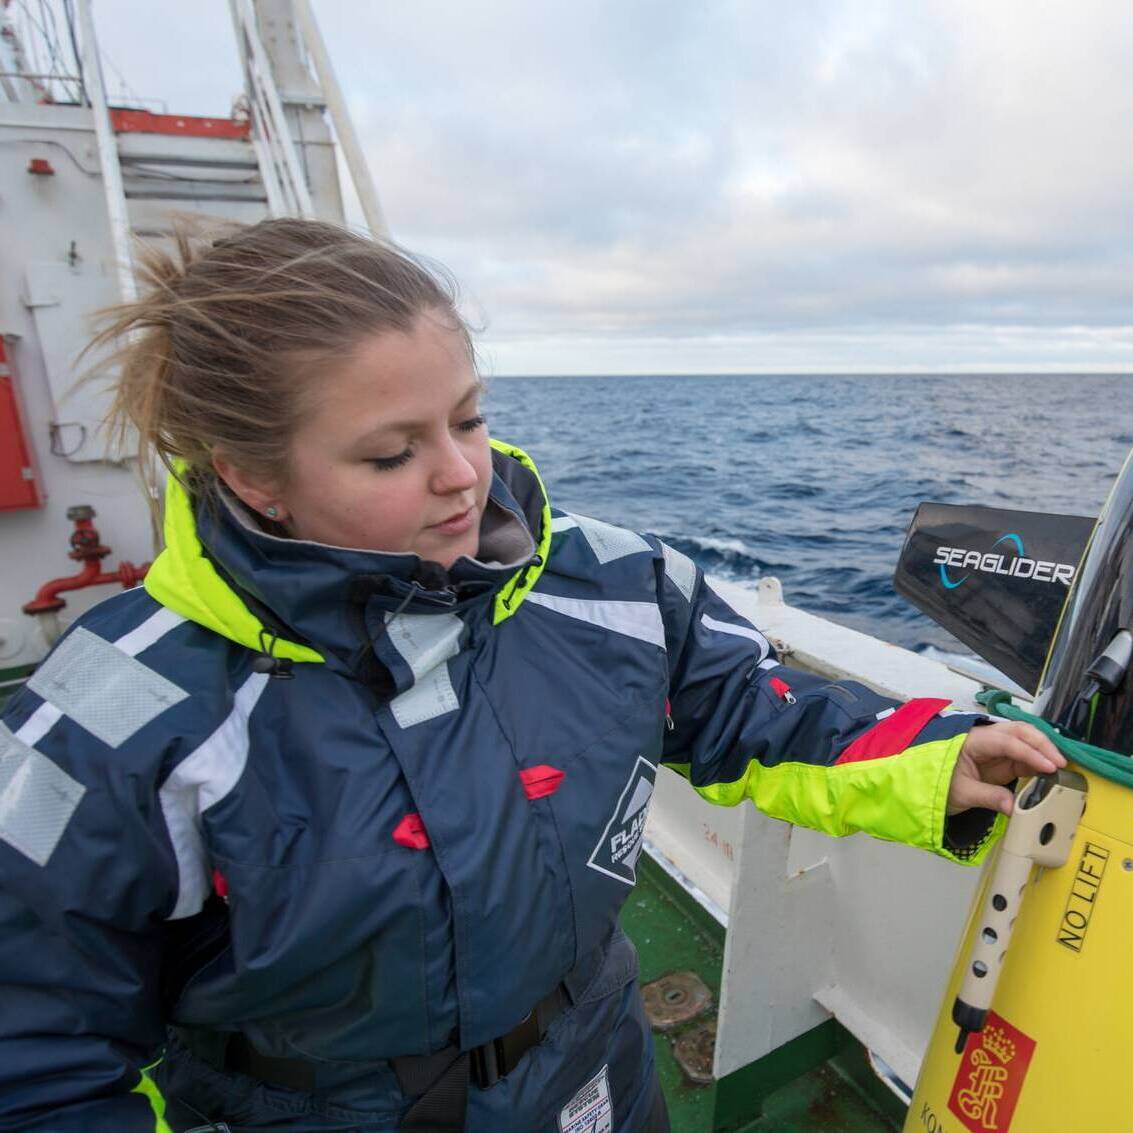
[187,980,568,1094]
[179,939,608,1133]
[220,1031,314,1090]
[465,983,566,1088]
[393,985,567,1133]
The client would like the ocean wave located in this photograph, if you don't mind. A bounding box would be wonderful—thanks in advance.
[663,533,771,580]
[761,482,824,500]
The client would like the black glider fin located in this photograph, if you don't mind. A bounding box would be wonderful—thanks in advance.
[894,503,1095,694]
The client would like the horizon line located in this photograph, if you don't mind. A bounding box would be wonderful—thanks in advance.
[487,369,1133,379]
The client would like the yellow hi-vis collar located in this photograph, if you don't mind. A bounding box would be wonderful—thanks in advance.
[144,441,551,654]
[144,469,323,663]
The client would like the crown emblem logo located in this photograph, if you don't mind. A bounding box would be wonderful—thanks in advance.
[981,1026,1016,1065]
[948,1012,1036,1133]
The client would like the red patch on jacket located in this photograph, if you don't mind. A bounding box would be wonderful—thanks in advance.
[834,698,951,765]
[519,765,565,800]
[393,814,430,850]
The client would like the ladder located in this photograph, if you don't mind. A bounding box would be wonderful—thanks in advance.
[228,0,314,220]
[73,0,386,302]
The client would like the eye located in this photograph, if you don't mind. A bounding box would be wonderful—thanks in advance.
[369,449,413,471]
[456,414,486,433]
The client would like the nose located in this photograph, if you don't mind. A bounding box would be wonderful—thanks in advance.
[430,435,479,496]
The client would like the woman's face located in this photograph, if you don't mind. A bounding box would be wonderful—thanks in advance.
[271,312,492,565]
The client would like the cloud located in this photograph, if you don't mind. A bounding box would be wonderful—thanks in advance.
[89,0,1133,371]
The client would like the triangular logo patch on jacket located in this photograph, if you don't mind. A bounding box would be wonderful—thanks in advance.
[587,756,657,885]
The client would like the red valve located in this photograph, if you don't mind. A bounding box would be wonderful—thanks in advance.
[22,506,149,615]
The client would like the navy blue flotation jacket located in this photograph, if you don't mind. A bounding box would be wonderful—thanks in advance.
[0,442,996,1131]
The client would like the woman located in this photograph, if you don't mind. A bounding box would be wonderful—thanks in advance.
[0,219,1063,1133]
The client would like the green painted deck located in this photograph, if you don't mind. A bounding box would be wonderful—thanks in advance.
[622,853,907,1133]
[0,663,34,712]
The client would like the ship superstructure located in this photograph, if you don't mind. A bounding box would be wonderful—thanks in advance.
[0,0,379,676]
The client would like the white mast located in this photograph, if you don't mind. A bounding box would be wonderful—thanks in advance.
[74,0,136,302]
[292,0,387,237]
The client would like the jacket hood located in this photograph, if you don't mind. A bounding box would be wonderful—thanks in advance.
[143,440,552,667]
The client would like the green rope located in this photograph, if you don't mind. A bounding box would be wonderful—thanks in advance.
[977,688,1133,789]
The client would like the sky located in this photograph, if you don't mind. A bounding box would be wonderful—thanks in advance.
[71,2,1133,374]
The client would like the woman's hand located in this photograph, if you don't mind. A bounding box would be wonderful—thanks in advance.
[947,721,1067,816]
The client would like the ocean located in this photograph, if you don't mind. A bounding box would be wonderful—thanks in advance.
[483,373,1133,657]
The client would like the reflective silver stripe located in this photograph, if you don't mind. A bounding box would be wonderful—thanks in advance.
[660,543,697,603]
[550,515,579,532]
[386,613,463,728]
[28,626,188,748]
[391,665,460,728]
[161,672,270,920]
[758,657,780,671]
[113,607,185,656]
[385,613,463,680]
[0,722,86,866]
[0,608,186,867]
[700,613,772,663]
[14,609,185,750]
[14,701,63,748]
[570,514,651,564]
[524,590,666,649]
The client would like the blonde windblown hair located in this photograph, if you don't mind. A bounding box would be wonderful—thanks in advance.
[92,218,471,504]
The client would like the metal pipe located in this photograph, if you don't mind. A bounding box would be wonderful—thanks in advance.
[0,70,82,81]
[22,508,149,615]
[74,0,136,302]
[22,557,150,614]
[292,0,387,237]
[33,611,62,650]
[0,118,99,132]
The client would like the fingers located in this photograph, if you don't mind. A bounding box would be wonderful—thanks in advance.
[949,721,1068,818]
[953,778,1016,816]
[969,721,1065,776]
[1000,731,1062,776]
[1005,721,1065,768]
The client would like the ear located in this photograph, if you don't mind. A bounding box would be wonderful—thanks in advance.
[211,451,287,521]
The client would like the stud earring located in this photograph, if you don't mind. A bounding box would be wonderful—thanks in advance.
[265,505,280,519]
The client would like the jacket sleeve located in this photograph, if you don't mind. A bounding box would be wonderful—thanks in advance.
[0,690,179,1132]
[653,541,1003,864]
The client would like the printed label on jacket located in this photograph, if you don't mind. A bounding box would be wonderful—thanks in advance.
[587,756,656,885]
[559,1064,612,1133]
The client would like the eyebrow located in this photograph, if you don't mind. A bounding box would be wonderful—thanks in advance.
[352,381,484,446]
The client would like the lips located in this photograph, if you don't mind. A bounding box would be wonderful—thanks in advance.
[429,506,476,535]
